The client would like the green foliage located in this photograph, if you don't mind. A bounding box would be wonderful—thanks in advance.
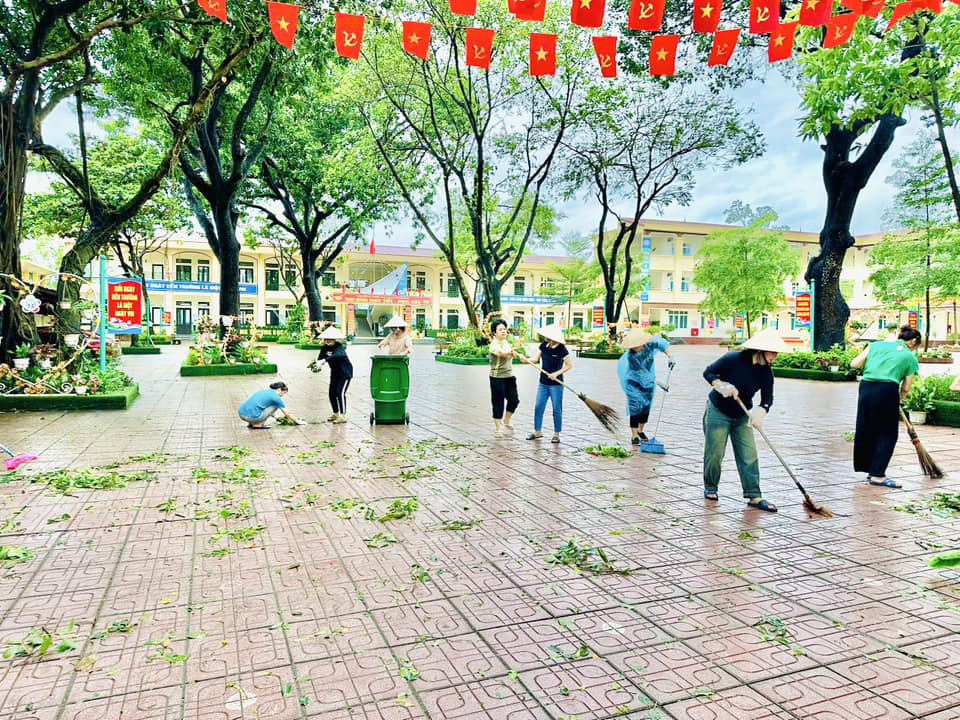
[922,374,960,401]
[929,551,960,569]
[285,305,306,337]
[0,545,35,567]
[3,622,78,660]
[903,377,937,413]
[365,498,418,523]
[545,538,630,575]
[893,492,960,518]
[584,445,631,459]
[694,214,801,334]
[773,345,863,374]
[25,468,154,495]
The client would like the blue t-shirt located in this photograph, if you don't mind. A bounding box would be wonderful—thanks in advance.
[538,342,569,385]
[238,389,285,418]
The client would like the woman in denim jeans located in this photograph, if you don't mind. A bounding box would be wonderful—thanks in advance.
[701,329,792,513]
[526,324,573,444]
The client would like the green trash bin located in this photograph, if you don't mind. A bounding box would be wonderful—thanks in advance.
[369,355,410,425]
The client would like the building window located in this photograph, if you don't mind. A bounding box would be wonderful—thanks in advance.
[321,269,337,287]
[151,306,164,325]
[412,271,426,291]
[239,303,254,323]
[239,262,255,285]
[284,265,298,287]
[664,272,674,291]
[544,311,555,326]
[512,312,525,329]
[415,308,427,330]
[572,312,585,329]
[197,259,210,283]
[446,276,458,298]
[266,264,280,291]
[514,276,526,296]
[667,310,688,329]
[445,309,459,330]
[151,264,165,280]
[265,304,280,326]
[680,276,690,292]
[681,242,693,257]
[540,278,556,294]
[878,316,887,329]
[175,259,191,282]
[664,238,675,256]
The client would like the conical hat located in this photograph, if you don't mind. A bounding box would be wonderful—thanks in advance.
[621,329,653,349]
[741,328,792,353]
[320,326,346,340]
[537,324,566,345]
[384,316,407,328]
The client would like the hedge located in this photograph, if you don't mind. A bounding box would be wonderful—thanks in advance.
[436,355,522,366]
[579,351,623,360]
[295,343,325,350]
[121,346,162,355]
[932,400,960,428]
[180,363,278,376]
[275,337,299,344]
[0,385,139,411]
[772,367,857,382]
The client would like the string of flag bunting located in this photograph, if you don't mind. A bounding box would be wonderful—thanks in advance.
[197,0,952,78]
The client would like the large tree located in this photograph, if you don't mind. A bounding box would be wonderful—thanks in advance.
[796,3,958,350]
[349,0,579,326]
[559,82,762,335]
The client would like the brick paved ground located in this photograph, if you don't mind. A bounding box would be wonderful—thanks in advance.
[0,344,959,720]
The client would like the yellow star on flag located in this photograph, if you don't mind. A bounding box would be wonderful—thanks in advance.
[277,17,289,31]
[773,34,785,46]
[806,0,819,8]
[535,47,548,61]
[656,48,668,60]
[701,3,714,17]
[580,0,592,7]
[409,33,420,44]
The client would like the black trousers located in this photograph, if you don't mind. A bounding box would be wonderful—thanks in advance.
[489,376,519,419]
[854,380,900,477]
[629,409,651,428]
[329,375,351,414]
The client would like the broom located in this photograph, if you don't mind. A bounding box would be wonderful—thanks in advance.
[899,406,945,479]
[515,354,620,433]
[735,398,833,518]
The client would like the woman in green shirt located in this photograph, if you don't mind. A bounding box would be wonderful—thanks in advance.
[849,325,921,488]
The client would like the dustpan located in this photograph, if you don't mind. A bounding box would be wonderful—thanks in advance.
[0,443,38,471]
[640,437,665,454]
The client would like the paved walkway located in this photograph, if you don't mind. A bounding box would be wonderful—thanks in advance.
[1,344,959,719]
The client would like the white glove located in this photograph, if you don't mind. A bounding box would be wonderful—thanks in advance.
[749,406,767,430]
[714,381,738,398]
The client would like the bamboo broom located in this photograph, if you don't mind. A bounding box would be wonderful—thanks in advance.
[514,353,620,433]
[899,407,945,479]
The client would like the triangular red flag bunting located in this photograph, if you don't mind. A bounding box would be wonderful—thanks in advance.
[840,0,862,11]
[514,0,547,22]
[197,0,228,23]
[768,22,797,62]
[749,0,779,33]
[369,239,376,255]
[649,34,680,76]
[823,13,858,47]
[403,21,432,60]
[592,36,618,78]
[571,0,606,28]
[708,28,740,66]
[628,0,667,31]
[858,0,886,16]
[465,28,495,70]
[529,33,557,76]
[693,0,722,33]
[886,0,917,30]
[913,0,942,11]
[449,0,478,16]
[799,0,832,26]
[267,3,300,50]
[334,13,364,60]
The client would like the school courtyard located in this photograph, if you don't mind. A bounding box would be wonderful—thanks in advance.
[0,343,959,720]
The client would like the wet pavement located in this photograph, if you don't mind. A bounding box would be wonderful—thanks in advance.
[0,343,959,719]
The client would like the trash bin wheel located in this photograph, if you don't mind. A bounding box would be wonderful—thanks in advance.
[404,414,410,425]
[369,412,375,426]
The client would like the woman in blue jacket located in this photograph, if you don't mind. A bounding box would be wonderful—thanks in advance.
[617,329,674,445]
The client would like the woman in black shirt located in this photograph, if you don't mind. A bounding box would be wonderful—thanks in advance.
[311,326,354,424]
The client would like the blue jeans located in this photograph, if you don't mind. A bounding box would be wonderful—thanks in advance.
[702,400,761,499]
[533,383,563,433]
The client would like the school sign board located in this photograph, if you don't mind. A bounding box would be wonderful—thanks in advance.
[107,278,143,335]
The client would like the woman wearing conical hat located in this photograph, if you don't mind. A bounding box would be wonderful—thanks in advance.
[617,328,675,445]
[310,326,354,424]
[701,328,791,513]
[526,324,573,444]
[377,316,413,356]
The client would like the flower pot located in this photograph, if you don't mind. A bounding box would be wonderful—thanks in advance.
[64,334,80,347]
[58,301,72,310]
[39,359,52,369]
[13,358,29,371]
[829,365,840,373]
[74,386,87,395]
[908,410,928,425]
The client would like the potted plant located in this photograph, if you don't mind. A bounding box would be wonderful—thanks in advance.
[64,332,81,347]
[71,374,89,395]
[903,379,936,425]
[12,343,32,370]
[32,343,57,369]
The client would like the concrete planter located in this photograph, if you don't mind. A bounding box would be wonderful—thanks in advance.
[579,351,623,360]
[180,363,278,376]
[122,346,162,355]
[772,367,858,381]
[435,355,523,365]
[918,357,954,364]
[0,385,138,411]
[295,343,325,350]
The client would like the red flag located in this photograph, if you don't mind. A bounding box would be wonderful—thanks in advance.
[840,0,862,11]
[267,2,300,50]
[628,0,667,31]
[913,0,942,11]
[449,0,477,15]
[529,33,557,76]
[403,21,432,60]
[708,28,740,66]
[749,0,779,33]
[465,28,495,69]
[514,0,547,22]
[886,0,917,30]
[858,0,886,15]
[334,13,364,60]
[369,239,376,255]
[197,0,228,23]
[571,0,606,28]
[799,0,832,26]
[693,0,722,33]
[768,22,797,63]
[649,34,680,76]
[823,13,858,47]
[592,36,618,78]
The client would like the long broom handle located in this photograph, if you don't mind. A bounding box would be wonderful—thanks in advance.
[513,351,588,398]
[734,396,813,496]
[898,405,918,438]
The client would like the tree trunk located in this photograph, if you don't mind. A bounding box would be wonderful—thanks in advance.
[213,205,240,319]
[604,287,619,340]
[924,285,931,351]
[805,115,904,351]
[929,82,960,222]
[301,252,323,322]
[745,312,752,339]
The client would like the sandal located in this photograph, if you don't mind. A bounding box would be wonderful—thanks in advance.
[703,490,719,501]
[747,499,778,513]
[868,477,901,489]
[551,436,560,444]
[631,437,641,446]
[526,433,543,440]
